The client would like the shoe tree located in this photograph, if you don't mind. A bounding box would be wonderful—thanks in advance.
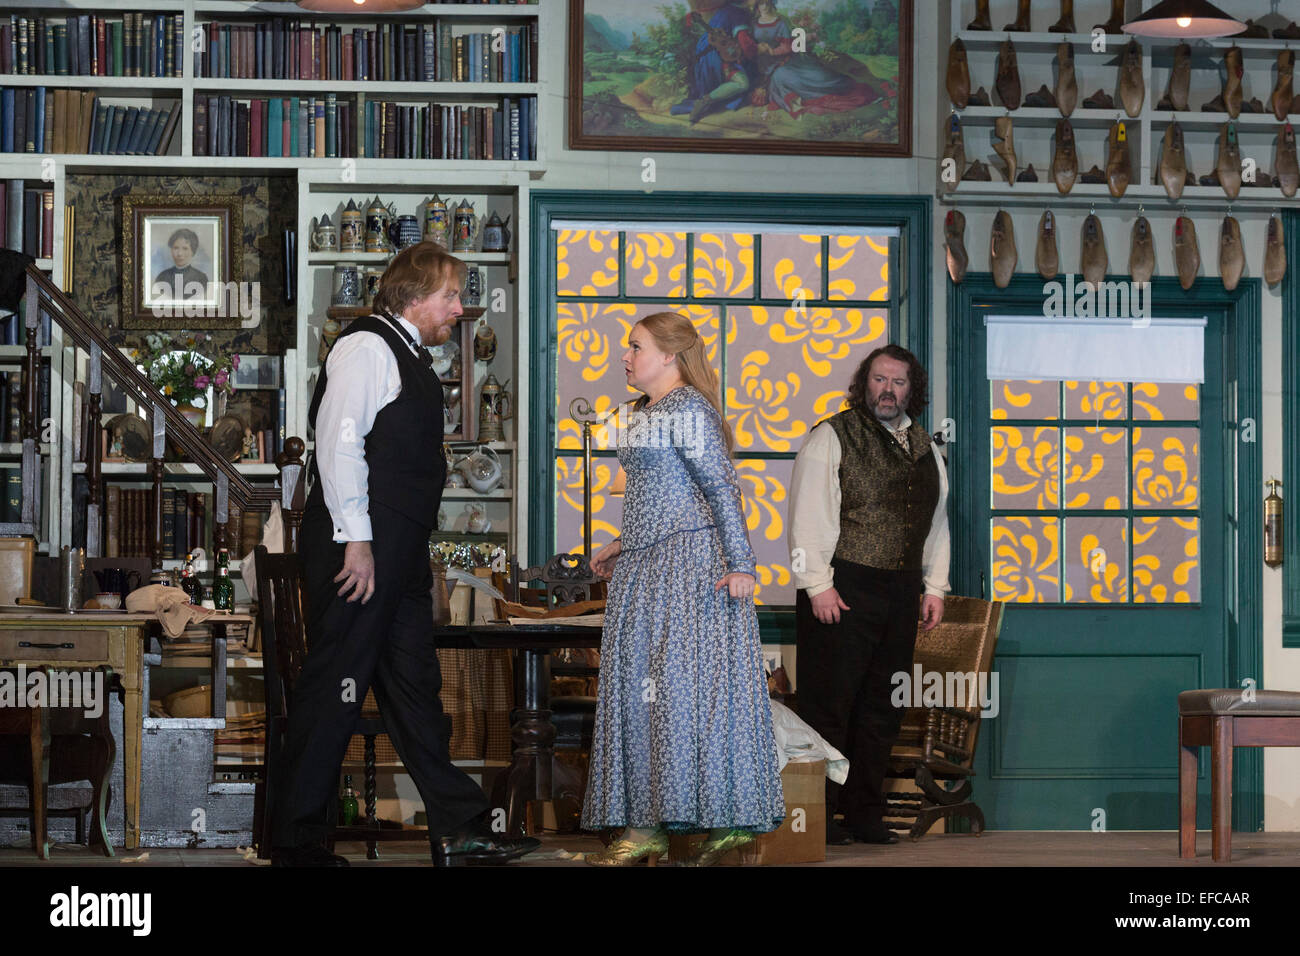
[1166,43,1191,112]
[1175,216,1200,291]
[1056,43,1078,117]
[947,39,970,109]
[1265,214,1287,286]
[1216,123,1242,199]
[1119,39,1145,117]
[945,210,968,284]
[1036,210,1059,281]
[1081,214,1108,287]
[1159,121,1187,199]
[1003,0,1031,31]
[1273,50,1295,121]
[990,210,1017,290]
[994,115,1017,184]
[1224,46,1243,118]
[1218,214,1244,292]
[1049,0,1075,33]
[967,0,991,30]
[1094,0,1124,33]
[941,113,964,194]
[997,39,1022,110]
[1277,122,1299,197]
[1129,216,1155,284]
[1107,120,1131,198]
[1052,119,1078,194]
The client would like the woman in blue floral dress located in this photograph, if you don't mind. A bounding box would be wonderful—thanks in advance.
[582,311,784,866]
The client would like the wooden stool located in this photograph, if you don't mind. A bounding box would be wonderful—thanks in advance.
[1178,688,1300,861]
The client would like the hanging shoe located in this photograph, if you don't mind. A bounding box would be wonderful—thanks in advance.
[1107,120,1131,197]
[1094,0,1124,33]
[996,39,1022,110]
[1056,43,1078,117]
[1025,84,1058,109]
[1216,122,1242,199]
[968,86,992,106]
[1224,45,1243,118]
[991,210,1017,289]
[947,39,970,110]
[945,209,968,284]
[1159,121,1187,199]
[1017,163,1040,182]
[1265,214,1287,286]
[1080,164,1106,184]
[1219,214,1244,292]
[1036,210,1059,280]
[963,159,992,181]
[1130,216,1155,284]
[1082,88,1114,110]
[1003,0,1031,32]
[1166,42,1191,112]
[941,113,965,194]
[1081,214,1108,286]
[967,0,992,30]
[1273,50,1295,121]
[1049,0,1075,33]
[1278,122,1299,197]
[1175,216,1200,291]
[1120,39,1145,117]
[1052,118,1078,193]
[994,115,1017,183]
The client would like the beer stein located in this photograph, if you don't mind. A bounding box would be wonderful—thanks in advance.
[452,199,479,253]
[477,374,513,442]
[310,214,337,252]
[365,196,396,253]
[339,199,364,252]
[481,211,511,252]
[424,194,451,249]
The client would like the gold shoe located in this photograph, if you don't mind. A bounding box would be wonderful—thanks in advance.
[584,830,668,866]
[677,829,756,867]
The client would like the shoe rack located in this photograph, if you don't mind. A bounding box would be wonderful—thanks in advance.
[944,0,1300,209]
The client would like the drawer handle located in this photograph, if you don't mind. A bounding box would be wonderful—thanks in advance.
[17,641,75,649]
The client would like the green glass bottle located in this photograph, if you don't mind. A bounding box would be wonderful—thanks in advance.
[340,774,359,827]
[213,548,234,612]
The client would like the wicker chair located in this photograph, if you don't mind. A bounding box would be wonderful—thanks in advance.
[885,595,1004,840]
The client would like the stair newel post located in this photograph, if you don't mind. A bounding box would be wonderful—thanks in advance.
[85,343,102,557]
[214,470,229,555]
[275,436,305,554]
[20,273,41,527]
[150,403,167,571]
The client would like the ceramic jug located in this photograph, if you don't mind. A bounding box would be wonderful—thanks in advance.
[456,445,503,494]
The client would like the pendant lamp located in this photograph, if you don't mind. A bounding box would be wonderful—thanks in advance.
[1122,0,1245,38]
[296,0,425,12]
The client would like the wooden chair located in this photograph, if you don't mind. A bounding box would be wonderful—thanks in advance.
[252,545,427,860]
[1178,688,1300,861]
[884,595,1004,840]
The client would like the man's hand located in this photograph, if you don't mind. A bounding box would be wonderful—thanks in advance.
[335,540,376,604]
[810,587,850,625]
[715,572,756,600]
[920,594,944,631]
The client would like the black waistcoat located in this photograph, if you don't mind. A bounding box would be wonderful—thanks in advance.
[306,315,445,532]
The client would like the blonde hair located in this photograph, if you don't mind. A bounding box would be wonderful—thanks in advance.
[372,241,466,317]
[635,311,733,453]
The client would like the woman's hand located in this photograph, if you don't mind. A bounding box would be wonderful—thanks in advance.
[591,539,622,580]
[715,571,756,600]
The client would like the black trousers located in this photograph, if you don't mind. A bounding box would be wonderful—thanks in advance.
[795,559,923,829]
[271,501,489,847]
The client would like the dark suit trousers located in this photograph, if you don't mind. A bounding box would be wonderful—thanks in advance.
[271,501,489,848]
[795,559,923,828]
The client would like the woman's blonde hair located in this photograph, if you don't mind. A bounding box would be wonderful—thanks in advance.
[635,311,733,453]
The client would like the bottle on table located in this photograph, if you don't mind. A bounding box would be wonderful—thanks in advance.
[213,548,234,612]
[340,774,359,826]
[180,552,203,606]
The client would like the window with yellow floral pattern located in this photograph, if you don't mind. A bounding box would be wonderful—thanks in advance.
[553,226,897,606]
[990,380,1201,604]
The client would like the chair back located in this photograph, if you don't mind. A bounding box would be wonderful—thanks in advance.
[508,552,605,608]
[253,545,309,721]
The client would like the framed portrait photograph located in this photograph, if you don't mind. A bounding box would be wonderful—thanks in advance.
[568,0,912,157]
[121,194,244,329]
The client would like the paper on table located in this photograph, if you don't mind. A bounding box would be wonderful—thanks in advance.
[508,614,604,627]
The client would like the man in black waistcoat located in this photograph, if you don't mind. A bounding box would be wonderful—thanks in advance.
[788,345,950,846]
[271,242,538,866]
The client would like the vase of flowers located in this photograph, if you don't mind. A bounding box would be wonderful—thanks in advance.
[131,332,239,428]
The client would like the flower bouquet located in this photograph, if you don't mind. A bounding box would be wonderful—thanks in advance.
[131,331,240,427]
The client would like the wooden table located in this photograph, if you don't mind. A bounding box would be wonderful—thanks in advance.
[0,609,255,850]
[433,623,601,836]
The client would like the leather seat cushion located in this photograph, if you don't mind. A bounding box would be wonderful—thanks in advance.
[1178,688,1300,716]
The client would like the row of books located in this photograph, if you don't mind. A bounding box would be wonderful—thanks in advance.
[0,88,179,156]
[103,486,268,560]
[194,94,535,160]
[2,14,183,79]
[195,20,537,84]
[88,102,179,156]
[1,181,52,260]
[0,313,54,347]
[0,467,22,522]
[0,367,51,444]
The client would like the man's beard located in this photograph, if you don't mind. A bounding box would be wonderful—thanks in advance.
[869,393,902,421]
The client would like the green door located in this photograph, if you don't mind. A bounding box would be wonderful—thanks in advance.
[948,275,1262,831]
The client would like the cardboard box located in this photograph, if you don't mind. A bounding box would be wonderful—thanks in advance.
[669,759,826,865]
[0,537,34,605]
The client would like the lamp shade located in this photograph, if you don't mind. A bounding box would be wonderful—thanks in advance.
[1122,0,1244,38]
[610,466,626,496]
[296,0,425,12]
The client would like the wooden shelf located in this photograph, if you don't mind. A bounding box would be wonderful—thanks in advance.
[308,251,511,264]
[93,461,281,476]
[193,79,538,95]
[440,488,511,500]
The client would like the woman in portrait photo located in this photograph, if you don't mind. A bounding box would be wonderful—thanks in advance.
[153,228,210,300]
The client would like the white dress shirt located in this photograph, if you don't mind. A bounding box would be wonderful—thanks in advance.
[787,411,951,598]
[314,314,424,543]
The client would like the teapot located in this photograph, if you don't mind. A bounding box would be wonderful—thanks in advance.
[481,211,511,252]
[464,502,492,534]
[91,566,143,604]
[455,444,503,494]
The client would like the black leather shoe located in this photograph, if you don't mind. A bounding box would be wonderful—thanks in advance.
[271,844,350,867]
[826,819,855,846]
[432,821,541,867]
[851,824,900,845]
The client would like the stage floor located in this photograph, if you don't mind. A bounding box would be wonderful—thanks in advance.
[2,830,1298,866]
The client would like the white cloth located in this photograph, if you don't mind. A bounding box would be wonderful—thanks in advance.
[239,501,284,603]
[985,315,1206,383]
[313,314,423,543]
[788,412,951,599]
[770,700,849,784]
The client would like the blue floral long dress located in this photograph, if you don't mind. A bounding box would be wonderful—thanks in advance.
[581,385,785,833]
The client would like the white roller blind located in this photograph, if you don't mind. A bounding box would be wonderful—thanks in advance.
[985,316,1207,384]
[550,219,900,237]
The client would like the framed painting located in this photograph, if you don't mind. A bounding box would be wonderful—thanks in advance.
[121,194,243,329]
[568,0,911,157]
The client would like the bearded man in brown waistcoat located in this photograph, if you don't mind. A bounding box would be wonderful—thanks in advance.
[788,344,950,845]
